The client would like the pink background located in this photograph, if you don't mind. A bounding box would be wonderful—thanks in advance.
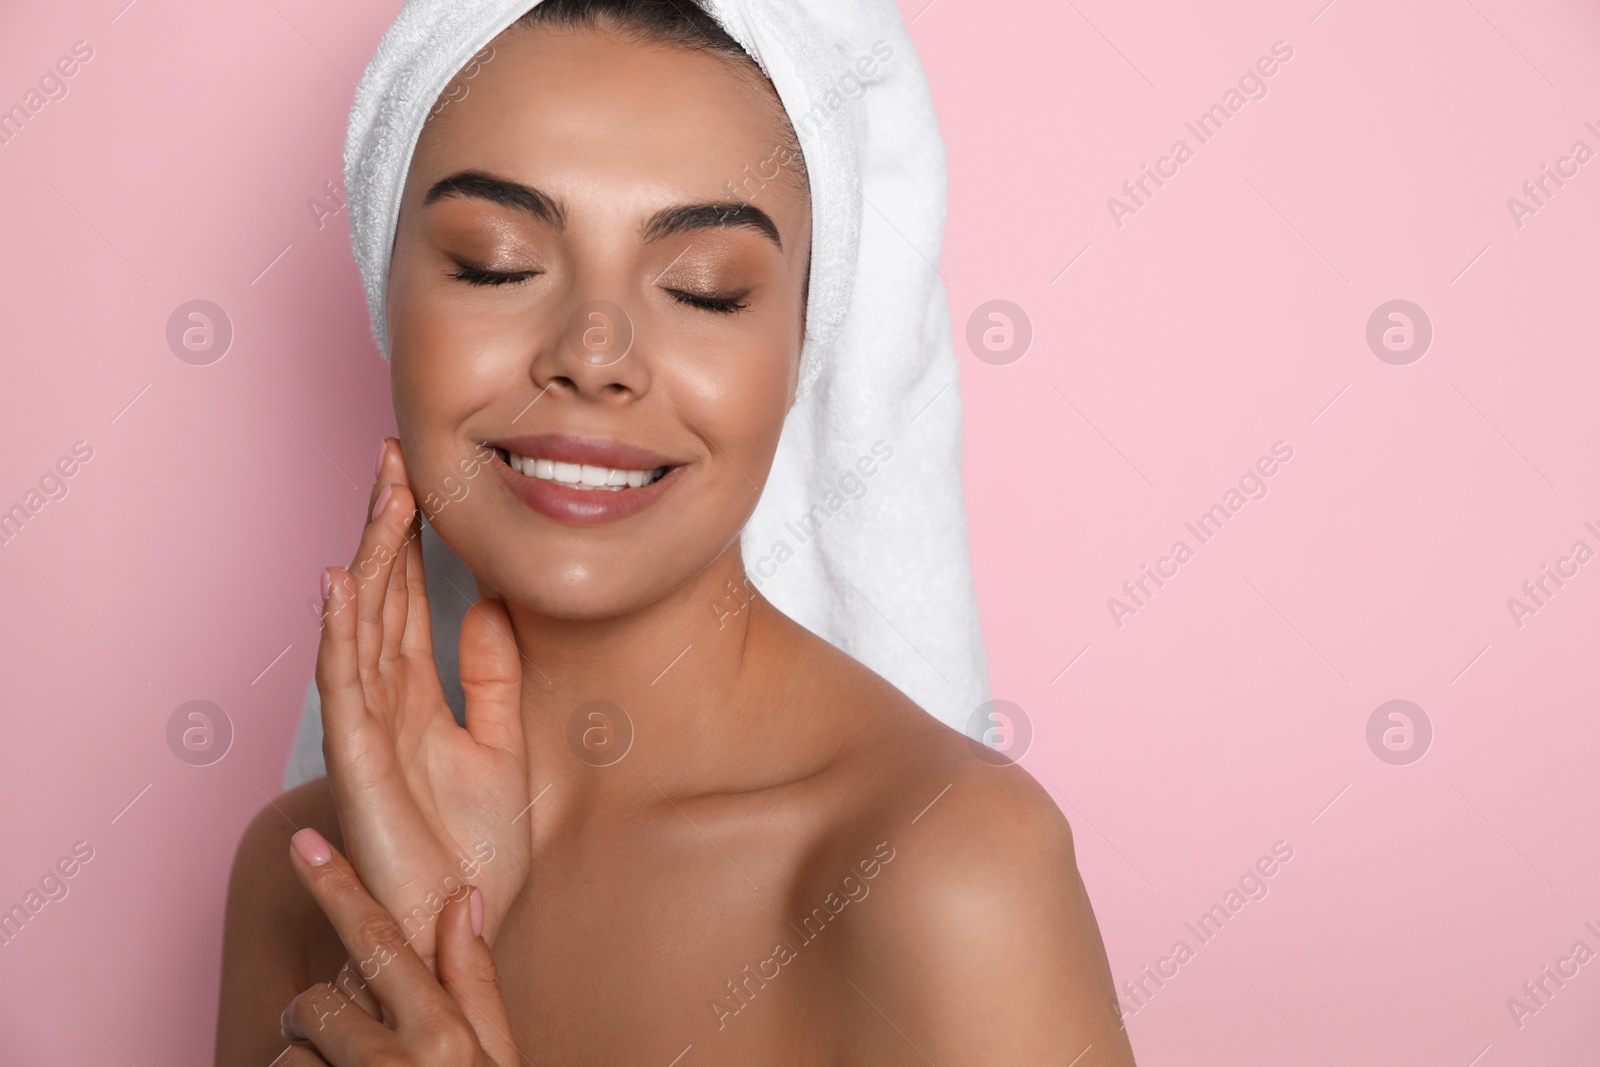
[2,0,1597,1062]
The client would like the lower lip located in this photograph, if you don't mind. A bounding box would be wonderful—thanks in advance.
[492,454,683,526]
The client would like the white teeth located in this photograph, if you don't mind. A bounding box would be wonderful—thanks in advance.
[505,451,664,491]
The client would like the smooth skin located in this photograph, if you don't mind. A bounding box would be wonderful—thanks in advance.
[217,18,1137,1067]
[276,827,515,1066]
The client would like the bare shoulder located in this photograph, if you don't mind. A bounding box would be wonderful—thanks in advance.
[747,609,1136,1062]
[795,648,1136,1064]
[215,777,343,1066]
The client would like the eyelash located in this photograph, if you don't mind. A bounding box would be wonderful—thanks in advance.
[447,265,749,314]
[667,289,750,314]
[448,264,539,286]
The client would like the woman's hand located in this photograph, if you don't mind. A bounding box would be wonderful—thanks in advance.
[315,438,531,968]
[277,827,522,1066]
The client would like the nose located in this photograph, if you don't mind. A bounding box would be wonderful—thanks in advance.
[528,294,652,402]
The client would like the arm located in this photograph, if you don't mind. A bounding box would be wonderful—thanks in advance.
[215,777,346,1066]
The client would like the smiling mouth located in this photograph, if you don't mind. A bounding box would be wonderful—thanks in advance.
[494,447,671,492]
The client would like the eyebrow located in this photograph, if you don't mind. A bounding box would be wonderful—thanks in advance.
[423,170,782,251]
[641,202,783,251]
[424,170,566,227]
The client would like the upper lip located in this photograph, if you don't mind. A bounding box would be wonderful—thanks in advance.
[488,434,680,471]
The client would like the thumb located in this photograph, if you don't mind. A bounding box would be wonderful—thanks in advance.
[438,887,517,1063]
[458,597,524,755]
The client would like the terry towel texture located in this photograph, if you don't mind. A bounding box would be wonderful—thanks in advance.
[286,0,989,789]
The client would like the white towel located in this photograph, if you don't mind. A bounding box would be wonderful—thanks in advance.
[286,0,989,789]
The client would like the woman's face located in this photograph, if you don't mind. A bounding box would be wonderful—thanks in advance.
[387,22,810,619]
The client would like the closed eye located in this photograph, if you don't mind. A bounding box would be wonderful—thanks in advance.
[448,263,541,286]
[666,289,750,314]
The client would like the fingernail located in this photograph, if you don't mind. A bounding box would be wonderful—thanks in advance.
[280,1004,306,1041]
[469,887,484,938]
[291,827,333,866]
[372,483,394,518]
[320,569,332,605]
[374,438,387,479]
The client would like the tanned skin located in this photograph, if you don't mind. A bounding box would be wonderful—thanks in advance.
[216,19,1137,1067]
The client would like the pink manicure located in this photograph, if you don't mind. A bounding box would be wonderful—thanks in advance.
[320,569,332,605]
[291,827,333,866]
[469,887,484,937]
[372,483,394,518]
[374,439,387,479]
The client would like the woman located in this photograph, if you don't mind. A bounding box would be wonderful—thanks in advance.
[217,1,1136,1063]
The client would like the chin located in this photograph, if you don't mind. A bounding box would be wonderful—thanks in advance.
[497,566,666,620]
[455,533,706,621]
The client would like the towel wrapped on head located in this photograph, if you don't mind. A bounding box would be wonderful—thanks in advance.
[286,0,989,789]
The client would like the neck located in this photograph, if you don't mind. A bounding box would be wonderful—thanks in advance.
[498,546,787,819]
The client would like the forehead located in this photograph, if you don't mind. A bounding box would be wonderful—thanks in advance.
[407,24,803,210]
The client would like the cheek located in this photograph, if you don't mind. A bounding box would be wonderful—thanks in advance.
[389,334,513,505]
[388,264,532,448]
[665,336,794,472]
[391,265,536,380]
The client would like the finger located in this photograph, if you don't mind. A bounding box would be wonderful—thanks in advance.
[388,441,436,663]
[459,598,525,755]
[438,886,520,1065]
[365,438,391,523]
[350,477,413,685]
[266,1043,331,1066]
[352,436,426,676]
[376,437,426,666]
[379,497,418,666]
[329,957,384,1021]
[280,979,396,1067]
[315,568,367,745]
[286,827,447,1030]
[316,569,405,783]
[399,505,436,662]
[317,565,428,886]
